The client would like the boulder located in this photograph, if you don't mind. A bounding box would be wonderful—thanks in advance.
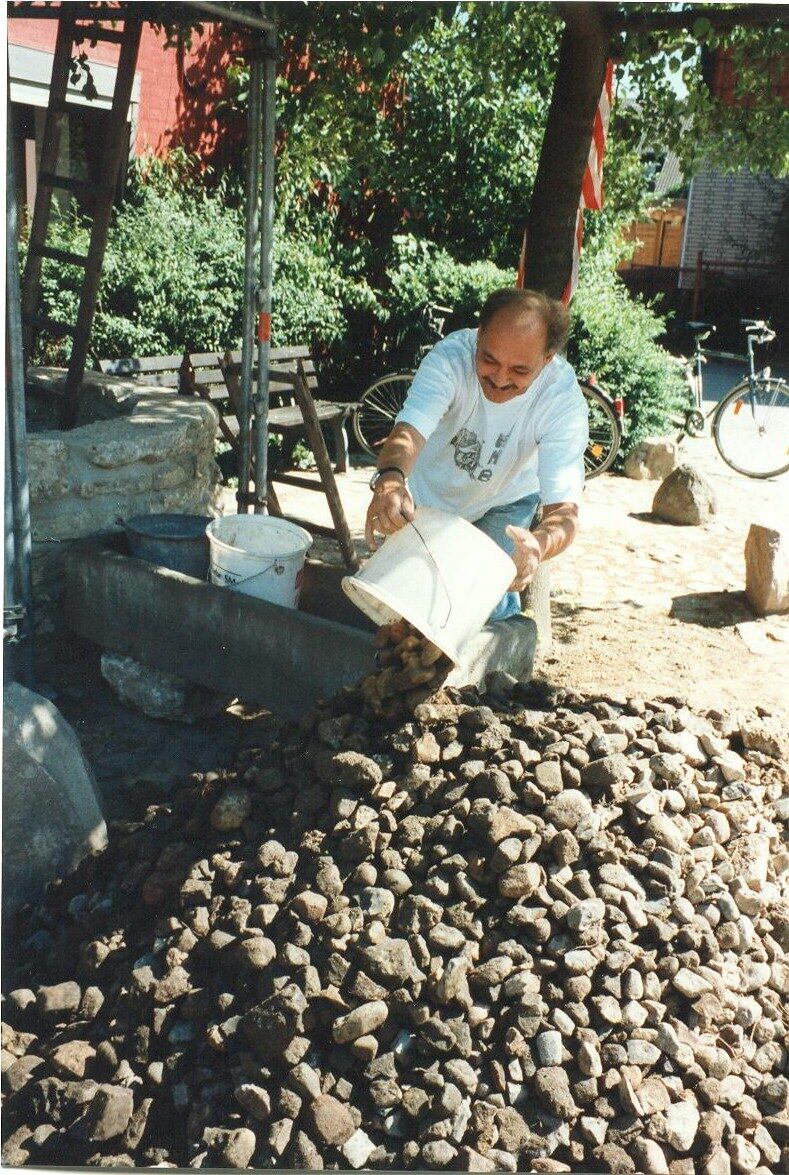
[623,437,678,481]
[2,684,106,917]
[100,653,227,723]
[744,523,789,615]
[652,464,716,526]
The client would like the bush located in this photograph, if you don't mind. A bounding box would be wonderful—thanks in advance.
[568,245,687,455]
[317,235,513,396]
[25,156,356,365]
[25,163,684,459]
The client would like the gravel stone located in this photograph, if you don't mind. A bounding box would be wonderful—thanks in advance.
[49,1041,96,1080]
[544,789,595,829]
[497,862,542,899]
[342,1128,377,1169]
[3,676,786,1173]
[36,982,81,1017]
[210,786,253,831]
[631,1138,670,1174]
[205,1126,257,1169]
[658,1100,700,1152]
[535,1030,564,1066]
[332,1001,388,1044]
[305,1095,355,1147]
[74,1085,134,1141]
[534,1067,579,1120]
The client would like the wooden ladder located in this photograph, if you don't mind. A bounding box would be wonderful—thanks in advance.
[21,11,142,428]
[219,356,360,571]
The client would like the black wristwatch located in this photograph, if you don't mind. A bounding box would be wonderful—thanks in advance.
[369,465,407,489]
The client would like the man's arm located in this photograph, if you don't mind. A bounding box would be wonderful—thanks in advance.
[505,501,579,590]
[365,422,426,549]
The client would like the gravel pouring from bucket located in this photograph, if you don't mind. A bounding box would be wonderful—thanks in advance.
[341,506,516,665]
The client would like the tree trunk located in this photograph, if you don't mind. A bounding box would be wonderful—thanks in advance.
[523,3,611,298]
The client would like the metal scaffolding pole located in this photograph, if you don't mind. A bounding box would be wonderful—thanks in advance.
[253,7,276,513]
[237,55,263,513]
[5,94,35,684]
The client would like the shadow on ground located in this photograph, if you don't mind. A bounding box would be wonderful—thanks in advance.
[32,632,273,822]
[669,590,755,629]
[628,511,697,527]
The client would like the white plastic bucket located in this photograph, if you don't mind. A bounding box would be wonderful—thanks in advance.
[341,506,516,665]
[206,514,312,608]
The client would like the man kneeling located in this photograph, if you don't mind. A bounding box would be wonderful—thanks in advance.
[365,288,589,620]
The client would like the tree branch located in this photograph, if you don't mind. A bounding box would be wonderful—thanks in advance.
[611,5,788,35]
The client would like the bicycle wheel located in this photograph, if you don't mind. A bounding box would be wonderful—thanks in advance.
[580,380,621,478]
[713,377,789,479]
[353,372,413,458]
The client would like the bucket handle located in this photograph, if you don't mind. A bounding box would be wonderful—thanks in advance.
[215,557,287,588]
[408,517,453,631]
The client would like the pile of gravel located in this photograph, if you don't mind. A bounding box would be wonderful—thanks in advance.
[2,677,788,1172]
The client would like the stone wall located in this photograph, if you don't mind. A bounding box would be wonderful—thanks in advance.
[27,391,221,635]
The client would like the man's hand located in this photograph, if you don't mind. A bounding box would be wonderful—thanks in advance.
[506,502,579,589]
[365,478,416,550]
[505,525,543,590]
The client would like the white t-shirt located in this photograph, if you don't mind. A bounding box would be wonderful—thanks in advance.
[396,328,589,521]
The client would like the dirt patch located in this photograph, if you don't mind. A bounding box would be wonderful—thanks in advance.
[535,434,788,716]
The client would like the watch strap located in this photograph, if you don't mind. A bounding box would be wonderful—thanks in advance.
[370,465,407,488]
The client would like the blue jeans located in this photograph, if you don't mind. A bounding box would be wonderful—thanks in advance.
[473,492,541,622]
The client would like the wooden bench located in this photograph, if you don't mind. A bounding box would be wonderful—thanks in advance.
[99,346,359,570]
[99,347,352,473]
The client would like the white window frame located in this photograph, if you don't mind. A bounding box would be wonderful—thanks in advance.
[8,41,141,152]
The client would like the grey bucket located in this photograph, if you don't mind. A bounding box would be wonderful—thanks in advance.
[120,513,212,579]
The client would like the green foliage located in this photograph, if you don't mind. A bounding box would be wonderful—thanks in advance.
[365,5,561,265]
[26,153,357,364]
[384,234,511,339]
[315,234,512,395]
[616,11,789,178]
[225,3,452,233]
[225,3,650,268]
[568,244,687,454]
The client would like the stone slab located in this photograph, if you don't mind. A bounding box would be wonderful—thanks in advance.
[100,653,229,723]
[744,522,789,615]
[26,366,141,428]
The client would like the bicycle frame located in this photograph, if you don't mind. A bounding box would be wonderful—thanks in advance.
[685,322,773,426]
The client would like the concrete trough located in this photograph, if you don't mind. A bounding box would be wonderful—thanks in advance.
[64,541,539,720]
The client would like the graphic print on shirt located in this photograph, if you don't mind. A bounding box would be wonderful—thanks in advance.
[451,427,482,475]
[488,432,511,467]
[451,428,514,483]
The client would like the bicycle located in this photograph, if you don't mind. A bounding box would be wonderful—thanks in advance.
[352,304,624,480]
[673,319,789,480]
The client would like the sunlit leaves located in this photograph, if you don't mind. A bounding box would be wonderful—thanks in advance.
[615,4,788,177]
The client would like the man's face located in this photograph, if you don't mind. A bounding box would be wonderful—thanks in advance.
[475,313,553,404]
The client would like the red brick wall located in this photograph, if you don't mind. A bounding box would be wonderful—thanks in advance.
[711,48,789,108]
[8,17,244,164]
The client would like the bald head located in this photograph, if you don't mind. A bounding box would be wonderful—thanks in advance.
[479,288,570,355]
[475,298,558,405]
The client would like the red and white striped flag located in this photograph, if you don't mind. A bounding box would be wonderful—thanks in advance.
[517,59,614,304]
